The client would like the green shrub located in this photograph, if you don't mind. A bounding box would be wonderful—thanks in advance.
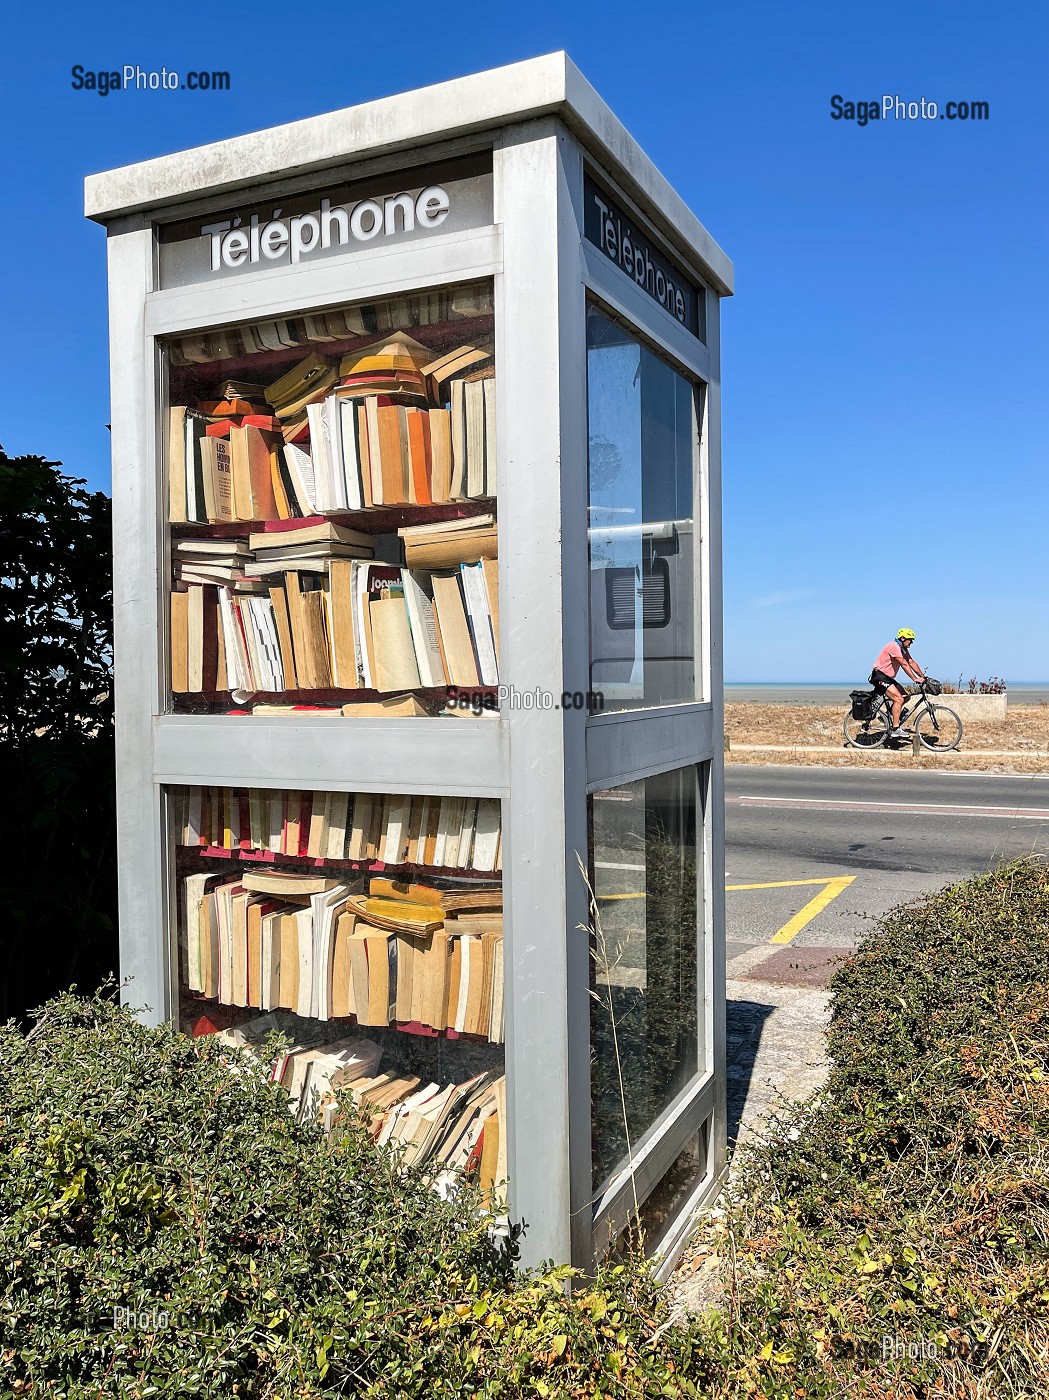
[687,858,1049,1399]
[0,991,701,1398]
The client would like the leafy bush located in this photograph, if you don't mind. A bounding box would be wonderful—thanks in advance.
[687,859,1049,1399]
[0,992,705,1398]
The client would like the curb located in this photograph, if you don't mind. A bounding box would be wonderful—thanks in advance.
[727,744,1043,757]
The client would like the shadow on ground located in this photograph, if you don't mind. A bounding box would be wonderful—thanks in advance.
[725,999,776,1148]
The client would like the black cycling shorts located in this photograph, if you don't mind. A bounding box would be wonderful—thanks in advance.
[869,668,901,693]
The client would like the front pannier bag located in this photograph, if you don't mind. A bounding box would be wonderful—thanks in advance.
[850,690,876,721]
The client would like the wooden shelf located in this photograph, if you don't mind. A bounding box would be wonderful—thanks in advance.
[175,846,502,880]
[184,994,496,1043]
[170,501,495,538]
[170,686,499,715]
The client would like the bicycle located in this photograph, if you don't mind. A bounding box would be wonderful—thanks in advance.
[843,678,963,752]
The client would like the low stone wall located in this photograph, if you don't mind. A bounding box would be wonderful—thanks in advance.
[928,693,1007,722]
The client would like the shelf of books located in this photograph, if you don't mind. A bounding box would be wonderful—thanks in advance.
[172,781,505,1192]
[167,280,499,717]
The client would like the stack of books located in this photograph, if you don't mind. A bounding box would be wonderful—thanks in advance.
[182,873,504,1042]
[169,284,492,367]
[170,522,498,697]
[175,786,503,873]
[170,334,494,522]
[341,1064,506,1193]
[169,410,290,523]
[217,1015,506,1197]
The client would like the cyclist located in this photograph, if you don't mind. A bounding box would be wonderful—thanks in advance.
[870,628,927,738]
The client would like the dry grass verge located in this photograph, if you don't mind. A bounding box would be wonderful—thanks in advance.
[725,704,1049,773]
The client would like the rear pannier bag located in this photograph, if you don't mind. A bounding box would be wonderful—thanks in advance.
[850,690,876,721]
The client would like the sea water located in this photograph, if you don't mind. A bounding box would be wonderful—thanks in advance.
[725,683,1049,705]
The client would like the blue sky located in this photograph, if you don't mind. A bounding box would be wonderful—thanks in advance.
[1,0,1045,682]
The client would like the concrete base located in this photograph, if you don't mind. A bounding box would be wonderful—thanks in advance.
[928,693,1006,722]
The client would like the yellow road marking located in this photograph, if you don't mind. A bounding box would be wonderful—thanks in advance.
[726,878,840,892]
[770,876,856,944]
[599,876,858,926]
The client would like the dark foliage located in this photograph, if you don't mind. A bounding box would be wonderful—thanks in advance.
[0,448,117,1020]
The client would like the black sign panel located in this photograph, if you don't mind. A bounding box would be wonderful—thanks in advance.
[583,173,704,341]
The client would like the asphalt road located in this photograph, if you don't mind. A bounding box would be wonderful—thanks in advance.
[723,765,1049,960]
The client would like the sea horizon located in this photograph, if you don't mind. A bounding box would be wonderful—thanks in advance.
[725,681,1049,704]
[726,681,1049,687]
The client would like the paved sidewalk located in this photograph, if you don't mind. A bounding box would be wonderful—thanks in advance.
[669,943,837,1315]
[723,942,835,1147]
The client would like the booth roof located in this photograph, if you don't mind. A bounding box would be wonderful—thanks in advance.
[83,51,732,297]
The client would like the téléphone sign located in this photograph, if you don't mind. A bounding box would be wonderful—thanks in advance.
[158,161,493,289]
[583,173,704,341]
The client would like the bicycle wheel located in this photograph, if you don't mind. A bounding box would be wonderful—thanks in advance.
[914,704,963,752]
[843,704,891,749]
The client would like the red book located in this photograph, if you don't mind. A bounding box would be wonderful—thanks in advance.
[238,791,252,851]
[297,793,313,857]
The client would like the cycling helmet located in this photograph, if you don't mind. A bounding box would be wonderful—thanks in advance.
[896,628,916,641]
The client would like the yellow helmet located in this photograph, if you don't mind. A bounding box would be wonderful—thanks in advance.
[896,628,916,641]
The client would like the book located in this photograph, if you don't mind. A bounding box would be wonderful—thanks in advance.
[430,572,480,687]
[168,406,189,522]
[336,331,431,399]
[239,870,341,897]
[344,895,443,935]
[401,571,446,688]
[248,521,375,552]
[284,573,332,690]
[406,409,432,506]
[376,403,405,505]
[340,695,430,717]
[460,562,498,685]
[370,591,421,692]
[362,929,397,1027]
[177,785,502,874]
[327,559,358,689]
[428,409,453,503]
[367,877,502,913]
[338,398,365,511]
[419,345,491,404]
[183,410,211,523]
[465,380,486,500]
[171,590,190,693]
[198,436,235,523]
[282,444,320,516]
[399,516,497,569]
[482,378,496,496]
[265,353,337,419]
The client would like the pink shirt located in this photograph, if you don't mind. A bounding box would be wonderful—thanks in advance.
[873,641,905,677]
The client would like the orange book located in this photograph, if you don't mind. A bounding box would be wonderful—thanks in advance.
[406,409,432,506]
[376,404,404,506]
[243,424,280,520]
